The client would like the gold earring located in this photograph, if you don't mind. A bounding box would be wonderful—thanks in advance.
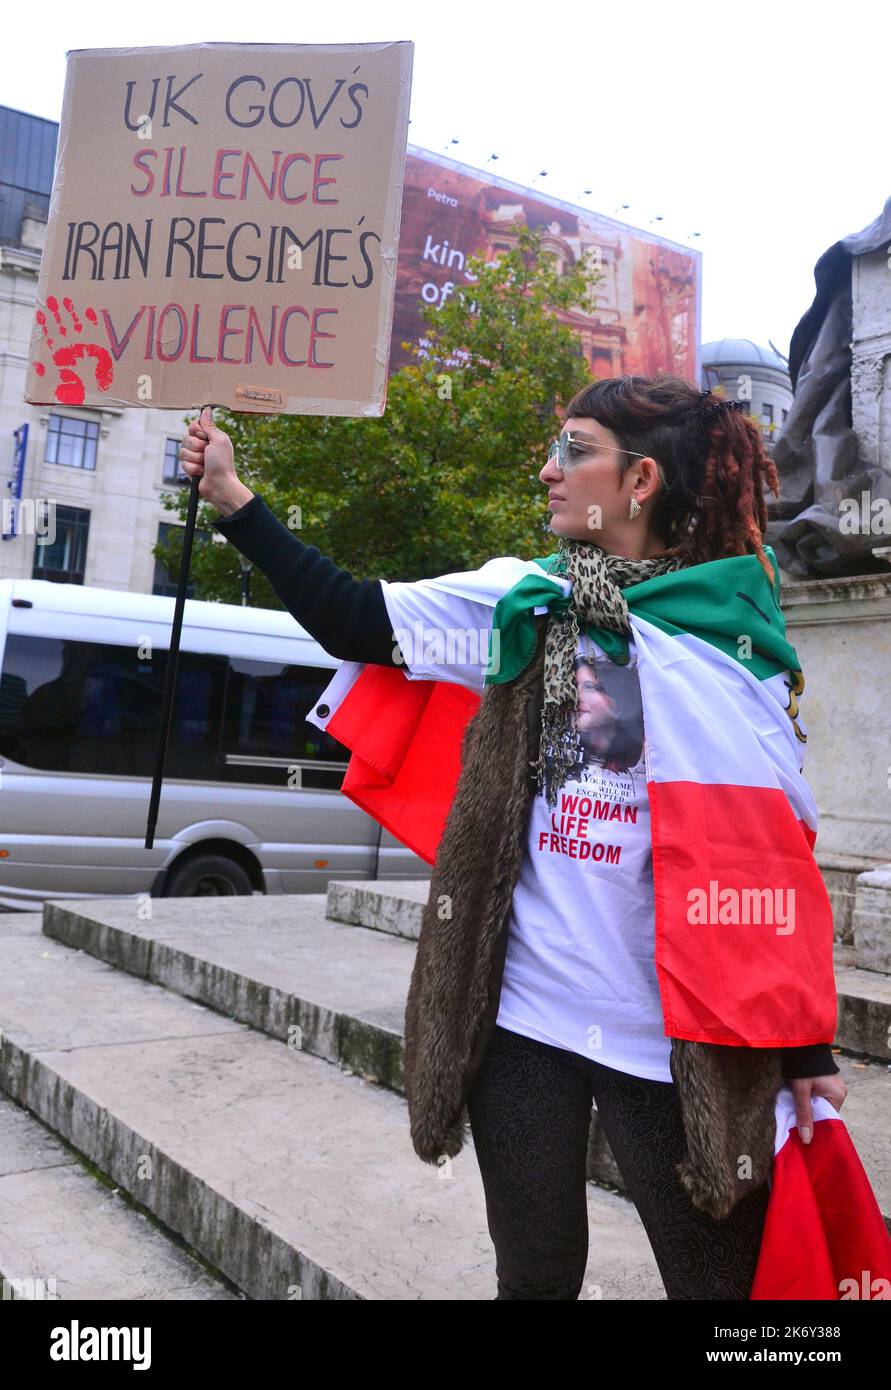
[629,497,642,520]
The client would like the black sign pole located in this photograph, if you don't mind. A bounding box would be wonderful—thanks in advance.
[144,404,217,850]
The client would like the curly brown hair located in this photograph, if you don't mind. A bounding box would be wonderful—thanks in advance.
[562,373,781,583]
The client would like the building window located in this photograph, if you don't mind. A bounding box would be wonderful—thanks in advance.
[782,408,788,424]
[761,402,774,425]
[152,521,210,598]
[45,413,99,470]
[31,503,90,584]
[163,436,188,484]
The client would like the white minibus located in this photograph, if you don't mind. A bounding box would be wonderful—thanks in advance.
[0,579,430,910]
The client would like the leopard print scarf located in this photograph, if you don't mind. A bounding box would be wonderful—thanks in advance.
[533,535,685,806]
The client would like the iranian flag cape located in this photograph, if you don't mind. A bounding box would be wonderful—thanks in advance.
[305,544,891,1299]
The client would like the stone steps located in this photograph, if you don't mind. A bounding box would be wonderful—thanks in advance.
[0,914,666,1300]
[0,1096,239,1301]
[42,892,412,1090]
[38,883,891,1230]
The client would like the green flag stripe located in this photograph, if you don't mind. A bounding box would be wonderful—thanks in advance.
[485,545,801,685]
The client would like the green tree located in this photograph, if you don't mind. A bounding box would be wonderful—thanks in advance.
[155,224,599,606]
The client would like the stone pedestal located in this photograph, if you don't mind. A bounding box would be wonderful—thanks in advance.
[781,568,891,969]
[852,864,891,973]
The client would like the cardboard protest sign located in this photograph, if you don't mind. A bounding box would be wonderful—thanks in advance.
[24,40,413,416]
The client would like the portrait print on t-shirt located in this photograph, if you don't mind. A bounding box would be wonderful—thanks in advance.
[568,640,646,791]
[537,637,647,864]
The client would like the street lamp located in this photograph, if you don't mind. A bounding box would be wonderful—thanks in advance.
[237,553,252,606]
[211,528,252,605]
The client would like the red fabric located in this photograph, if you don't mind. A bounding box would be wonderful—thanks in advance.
[751,1118,891,1300]
[648,780,838,1045]
[327,663,479,865]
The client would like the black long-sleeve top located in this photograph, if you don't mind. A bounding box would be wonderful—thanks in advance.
[212,490,841,1083]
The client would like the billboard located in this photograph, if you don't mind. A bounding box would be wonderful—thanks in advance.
[389,145,701,383]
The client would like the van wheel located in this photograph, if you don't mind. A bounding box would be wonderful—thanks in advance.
[163,854,253,897]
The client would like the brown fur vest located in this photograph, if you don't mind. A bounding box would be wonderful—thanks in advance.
[402,612,784,1222]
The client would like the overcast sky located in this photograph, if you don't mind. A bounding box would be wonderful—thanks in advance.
[3,0,884,362]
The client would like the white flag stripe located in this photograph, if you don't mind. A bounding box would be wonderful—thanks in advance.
[305,659,363,734]
[630,616,816,828]
[382,554,569,610]
[773,1086,839,1155]
[380,557,570,689]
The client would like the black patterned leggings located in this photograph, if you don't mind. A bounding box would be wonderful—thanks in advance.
[465,1024,769,1300]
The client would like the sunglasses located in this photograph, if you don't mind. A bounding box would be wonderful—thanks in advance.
[547,430,662,480]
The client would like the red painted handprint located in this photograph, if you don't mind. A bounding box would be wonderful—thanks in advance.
[32,295,114,405]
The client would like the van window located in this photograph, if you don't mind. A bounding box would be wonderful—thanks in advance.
[0,634,349,789]
[222,655,349,789]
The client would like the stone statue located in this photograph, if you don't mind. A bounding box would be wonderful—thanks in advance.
[766,195,891,579]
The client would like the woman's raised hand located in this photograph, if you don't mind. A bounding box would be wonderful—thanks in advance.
[179,407,254,515]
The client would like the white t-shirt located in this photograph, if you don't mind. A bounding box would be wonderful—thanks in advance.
[380,560,673,1084]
